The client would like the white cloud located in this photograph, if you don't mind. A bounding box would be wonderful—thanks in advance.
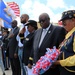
[65,6,75,11]
[47,0,66,9]
[21,0,75,23]
[15,17,21,26]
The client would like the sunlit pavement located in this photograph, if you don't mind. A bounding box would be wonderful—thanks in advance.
[0,67,12,75]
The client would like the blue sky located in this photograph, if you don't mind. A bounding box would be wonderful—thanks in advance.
[5,0,75,23]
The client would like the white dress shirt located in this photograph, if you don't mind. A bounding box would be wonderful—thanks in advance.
[16,35,23,47]
[39,24,51,47]
[20,24,29,37]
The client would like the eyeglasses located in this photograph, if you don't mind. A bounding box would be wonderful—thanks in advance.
[62,19,71,26]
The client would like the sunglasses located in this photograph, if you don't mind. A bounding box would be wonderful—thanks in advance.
[39,18,48,23]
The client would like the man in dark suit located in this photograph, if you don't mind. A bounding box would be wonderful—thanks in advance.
[8,20,21,75]
[28,13,66,75]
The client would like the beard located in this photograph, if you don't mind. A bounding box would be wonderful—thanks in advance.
[21,20,26,24]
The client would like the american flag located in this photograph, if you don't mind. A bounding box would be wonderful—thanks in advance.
[7,2,20,17]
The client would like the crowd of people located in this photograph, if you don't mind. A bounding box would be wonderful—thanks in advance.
[0,9,75,75]
[0,28,10,75]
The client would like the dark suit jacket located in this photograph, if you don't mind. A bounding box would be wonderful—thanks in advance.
[33,24,66,75]
[22,32,35,65]
[8,27,19,58]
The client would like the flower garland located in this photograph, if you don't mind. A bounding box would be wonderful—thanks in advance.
[32,46,60,75]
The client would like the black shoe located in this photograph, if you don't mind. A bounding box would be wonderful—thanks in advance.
[3,73,5,75]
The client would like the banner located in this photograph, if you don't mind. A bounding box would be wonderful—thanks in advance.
[0,0,17,28]
[7,2,20,17]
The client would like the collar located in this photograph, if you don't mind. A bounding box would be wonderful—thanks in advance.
[12,27,17,30]
[43,24,51,31]
[65,27,75,39]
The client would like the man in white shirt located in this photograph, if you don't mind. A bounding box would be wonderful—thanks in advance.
[16,14,29,75]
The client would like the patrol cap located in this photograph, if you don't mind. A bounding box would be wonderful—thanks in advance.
[25,20,37,29]
[59,10,75,21]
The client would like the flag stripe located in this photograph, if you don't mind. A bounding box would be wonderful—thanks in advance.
[7,2,20,17]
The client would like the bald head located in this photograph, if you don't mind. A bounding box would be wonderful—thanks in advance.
[20,14,29,24]
[11,20,17,28]
[39,13,50,28]
[22,14,29,19]
[39,13,50,20]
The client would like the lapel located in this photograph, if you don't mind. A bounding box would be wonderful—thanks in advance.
[37,29,42,45]
[40,24,53,47]
[34,29,42,49]
[13,27,18,33]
